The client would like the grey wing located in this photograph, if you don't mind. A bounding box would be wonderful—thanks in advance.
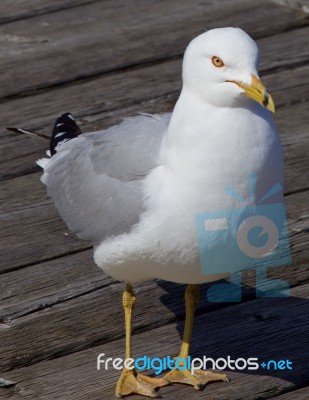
[41,113,171,244]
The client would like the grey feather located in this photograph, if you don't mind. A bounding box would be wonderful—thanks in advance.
[42,113,171,244]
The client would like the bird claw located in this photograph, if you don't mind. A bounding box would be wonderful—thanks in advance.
[115,368,168,398]
[164,368,228,390]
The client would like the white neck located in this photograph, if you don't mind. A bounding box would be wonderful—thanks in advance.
[158,86,283,205]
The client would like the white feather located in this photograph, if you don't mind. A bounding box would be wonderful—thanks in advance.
[36,158,50,169]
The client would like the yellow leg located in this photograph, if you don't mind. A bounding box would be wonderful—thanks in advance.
[115,284,168,398]
[164,284,228,390]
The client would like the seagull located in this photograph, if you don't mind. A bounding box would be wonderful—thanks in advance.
[33,27,282,397]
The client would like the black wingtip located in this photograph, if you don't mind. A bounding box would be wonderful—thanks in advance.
[50,112,82,156]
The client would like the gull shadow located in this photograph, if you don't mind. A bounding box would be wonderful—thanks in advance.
[156,277,308,387]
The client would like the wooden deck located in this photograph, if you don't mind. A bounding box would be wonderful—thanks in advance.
[1,1,309,399]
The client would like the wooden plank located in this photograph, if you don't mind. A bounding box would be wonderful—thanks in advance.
[1,0,306,27]
[0,134,45,180]
[0,202,91,273]
[276,102,309,194]
[0,279,185,372]
[0,0,99,25]
[0,189,308,372]
[267,387,309,399]
[0,250,110,320]
[0,256,307,368]
[1,38,309,134]
[0,283,308,399]
[258,25,309,73]
[0,0,308,99]
[1,59,308,182]
[0,172,48,212]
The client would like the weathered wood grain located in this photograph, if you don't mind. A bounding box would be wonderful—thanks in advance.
[0,203,91,273]
[0,250,108,320]
[0,172,48,212]
[267,387,309,399]
[1,37,309,135]
[0,279,183,372]
[0,0,308,99]
[0,134,46,180]
[276,102,309,194]
[1,283,308,399]
[0,0,306,27]
[0,0,100,25]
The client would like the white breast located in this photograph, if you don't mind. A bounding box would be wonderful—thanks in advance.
[94,94,284,284]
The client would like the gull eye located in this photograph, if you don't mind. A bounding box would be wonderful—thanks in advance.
[211,56,224,68]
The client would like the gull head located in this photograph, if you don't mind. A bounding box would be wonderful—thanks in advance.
[183,27,275,112]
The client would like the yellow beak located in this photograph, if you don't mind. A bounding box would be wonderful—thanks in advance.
[230,75,275,113]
